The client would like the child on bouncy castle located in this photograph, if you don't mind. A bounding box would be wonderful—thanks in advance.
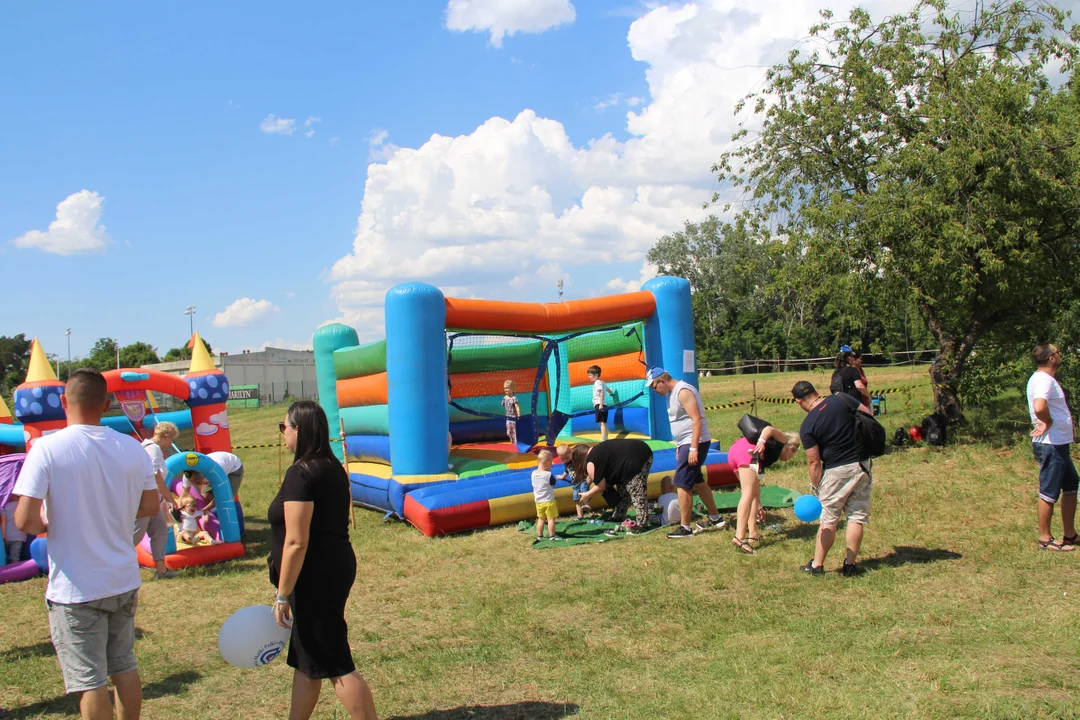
[556,444,590,520]
[532,449,559,542]
[2,493,27,564]
[502,379,521,446]
[588,366,616,442]
[177,493,215,546]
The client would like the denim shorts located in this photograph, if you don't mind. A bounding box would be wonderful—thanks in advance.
[673,442,711,490]
[572,481,589,502]
[1033,442,1079,503]
[47,590,139,693]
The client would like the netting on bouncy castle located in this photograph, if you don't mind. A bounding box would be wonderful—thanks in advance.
[446,324,647,445]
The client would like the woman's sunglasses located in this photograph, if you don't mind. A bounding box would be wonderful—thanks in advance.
[278,422,289,433]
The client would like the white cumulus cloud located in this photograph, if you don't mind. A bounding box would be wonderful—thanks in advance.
[211,298,279,327]
[260,114,297,135]
[606,261,659,294]
[12,190,111,255]
[331,0,923,334]
[446,0,576,47]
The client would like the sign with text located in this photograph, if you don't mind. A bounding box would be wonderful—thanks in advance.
[228,385,259,401]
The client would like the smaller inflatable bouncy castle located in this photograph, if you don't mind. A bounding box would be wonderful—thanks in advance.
[0,335,244,570]
[0,453,43,584]
[314,276,737,536]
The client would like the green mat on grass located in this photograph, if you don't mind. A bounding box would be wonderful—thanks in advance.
[518,486,799,549]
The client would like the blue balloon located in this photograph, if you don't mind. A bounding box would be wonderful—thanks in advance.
[793,494,822,523]
[30,537,49,572]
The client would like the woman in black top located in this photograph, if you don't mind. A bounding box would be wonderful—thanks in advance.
[830,349,867,406]
[269,401,377,720]
[572,439,654,536]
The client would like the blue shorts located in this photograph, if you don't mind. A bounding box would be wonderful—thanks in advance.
[673,442,711,490]
[1034,443,1079,503]
[572,481,589,502]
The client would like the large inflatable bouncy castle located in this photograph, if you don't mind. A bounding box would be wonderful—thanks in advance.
[0,335,243,574]
[314,276,735,537]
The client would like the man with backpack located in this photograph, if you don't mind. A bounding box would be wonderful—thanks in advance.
[792,380,879,577]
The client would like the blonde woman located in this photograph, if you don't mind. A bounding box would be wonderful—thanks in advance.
[728,426,801,554]
[134,421,181,578]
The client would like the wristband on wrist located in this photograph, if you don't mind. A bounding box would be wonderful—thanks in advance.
[275,594,289,604]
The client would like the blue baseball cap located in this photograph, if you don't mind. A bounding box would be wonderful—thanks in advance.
[840,344,852,353]
[646,367,666,387]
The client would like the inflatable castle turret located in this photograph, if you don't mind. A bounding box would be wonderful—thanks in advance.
[183,333,232,452]
[14,340,65,450]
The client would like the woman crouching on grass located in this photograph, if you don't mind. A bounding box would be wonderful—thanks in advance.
[728,426,801,554]
[270,400,377,720]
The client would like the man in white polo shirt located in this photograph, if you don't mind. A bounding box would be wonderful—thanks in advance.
[1027,343,1077,551]
[15,369,160,720]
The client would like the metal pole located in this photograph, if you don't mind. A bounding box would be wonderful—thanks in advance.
[65,328,71,378]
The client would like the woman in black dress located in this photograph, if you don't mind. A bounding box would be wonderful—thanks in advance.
[269,401,377,720]
[571,439,654,536]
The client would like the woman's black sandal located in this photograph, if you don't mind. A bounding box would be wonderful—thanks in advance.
[731,537,755,554]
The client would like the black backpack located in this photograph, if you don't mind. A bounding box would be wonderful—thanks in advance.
[892,427,908,447]
[921,413,947,447]
[829,371,845,395]
[845,398,886,459]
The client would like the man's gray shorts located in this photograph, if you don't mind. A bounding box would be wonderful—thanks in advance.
[47,589,139,693]
[228,466,244,497]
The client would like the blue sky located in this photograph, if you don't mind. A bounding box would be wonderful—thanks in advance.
[5,0,1072,358]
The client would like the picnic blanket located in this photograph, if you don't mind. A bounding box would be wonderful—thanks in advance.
[518,486,799,549]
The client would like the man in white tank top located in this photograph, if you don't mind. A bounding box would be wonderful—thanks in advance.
[647,367,725,539]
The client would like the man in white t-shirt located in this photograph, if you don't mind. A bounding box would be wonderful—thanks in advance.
[1026,343,1077,552]
[15,369,160,719]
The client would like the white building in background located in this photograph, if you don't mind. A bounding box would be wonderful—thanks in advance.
[143,347,318,406]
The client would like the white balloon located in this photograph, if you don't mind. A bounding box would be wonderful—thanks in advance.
[217,605,291,669]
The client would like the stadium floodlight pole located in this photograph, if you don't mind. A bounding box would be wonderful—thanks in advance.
[185,305,197,337]
[64,328,71,378]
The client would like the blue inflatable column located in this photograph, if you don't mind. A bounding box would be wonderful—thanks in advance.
[643,276,697,441]
[314,324,360,462]
[386,283,449,476]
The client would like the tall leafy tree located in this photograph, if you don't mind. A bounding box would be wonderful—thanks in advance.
[0,334,32,397]
[84,337,121,372]
[119,342,160,368]
[714,0,1080,419]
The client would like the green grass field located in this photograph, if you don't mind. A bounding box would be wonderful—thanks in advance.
[2,368,1078,719]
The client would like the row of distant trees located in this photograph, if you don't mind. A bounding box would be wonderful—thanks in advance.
[0,334,212,399]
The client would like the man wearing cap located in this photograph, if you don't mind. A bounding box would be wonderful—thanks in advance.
[646,367,726,539]
[791,379,871,577]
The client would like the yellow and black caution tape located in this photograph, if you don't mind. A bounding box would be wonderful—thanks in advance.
[702,382,930,412]
[701,399,756,411]
[873,383,929,396]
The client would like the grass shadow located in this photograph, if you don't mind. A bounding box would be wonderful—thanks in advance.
[860,546,962,572]
[0,641,55,663]
[388,702,580,720]
[0,671,200,719]
[0,629,152,664]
